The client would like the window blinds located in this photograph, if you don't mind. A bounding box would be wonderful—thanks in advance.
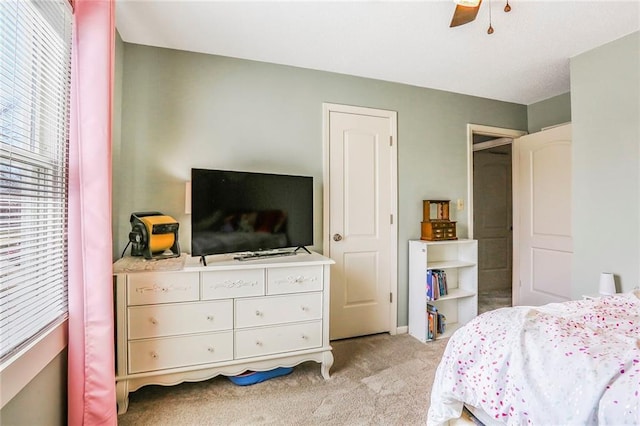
[0,0,73,362]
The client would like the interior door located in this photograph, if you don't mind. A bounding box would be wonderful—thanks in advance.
[324,105,397,340]
[515,124,572,306]
[473,144,512,294]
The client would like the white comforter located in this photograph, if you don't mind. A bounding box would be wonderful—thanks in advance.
[428,291,640,425]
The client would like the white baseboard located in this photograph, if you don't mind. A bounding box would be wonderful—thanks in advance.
[396,326,408,334]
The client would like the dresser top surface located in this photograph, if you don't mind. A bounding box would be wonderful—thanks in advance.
[114,251,334,274]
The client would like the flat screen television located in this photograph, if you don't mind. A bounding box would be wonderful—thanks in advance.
[191,168,313,259]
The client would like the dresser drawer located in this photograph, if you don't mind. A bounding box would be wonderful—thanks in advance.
[128,331,233,374]
[235,321,322,359]
[267,265,323,295]
[128,300,233,340]
[235,292,322,328]
[127,271,200,306]
[201,269,265,300]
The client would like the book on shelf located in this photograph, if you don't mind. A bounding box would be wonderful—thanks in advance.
[426,269,448,301]
[427,310,436,340]
[437,312,447,334]
[426,304,447,340]
[426,269,435,300]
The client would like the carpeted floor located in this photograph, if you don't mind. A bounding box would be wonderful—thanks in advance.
[117,333,449,426]
[478,288,512,315]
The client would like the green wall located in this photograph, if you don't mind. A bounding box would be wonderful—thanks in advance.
[527,92,571,133]
[570,31,640,296]
[113,42,528,327]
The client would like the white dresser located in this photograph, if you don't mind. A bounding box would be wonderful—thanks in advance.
[113,252,334,414]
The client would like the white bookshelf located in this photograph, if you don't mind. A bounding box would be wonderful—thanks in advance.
[408,239,478,342]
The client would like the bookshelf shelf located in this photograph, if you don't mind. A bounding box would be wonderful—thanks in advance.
[427,260,476,270]
[408,239,478,343]
[437,322,463,340]
[435,287,475,301]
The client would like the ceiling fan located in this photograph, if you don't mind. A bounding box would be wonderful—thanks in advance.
[450,0,483,27]
[450,0,511,30]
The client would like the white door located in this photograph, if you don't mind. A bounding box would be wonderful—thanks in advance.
[514,124,572,306]
[474,144,513,294]
[323,104,397,340]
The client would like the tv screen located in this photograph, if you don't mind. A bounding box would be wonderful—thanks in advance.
[191,168,313,257]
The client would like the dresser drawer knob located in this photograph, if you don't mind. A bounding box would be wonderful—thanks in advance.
[150,351,159,359]
[255,310,263,317]
[207,346,215,353]
[300,306,309,312]
[206,315,214,321]
[294,276,304,283]
[301,334,308,340]
[150,317,158,325]
[255,341,263,346]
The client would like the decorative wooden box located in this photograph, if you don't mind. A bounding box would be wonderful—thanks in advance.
[420,200,457,241]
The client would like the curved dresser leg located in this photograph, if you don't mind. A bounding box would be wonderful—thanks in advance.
[116,380,130,415]
[321,350,334,379]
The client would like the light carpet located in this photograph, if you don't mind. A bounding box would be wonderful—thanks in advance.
[117,333,449,425]
[478,289,512,315]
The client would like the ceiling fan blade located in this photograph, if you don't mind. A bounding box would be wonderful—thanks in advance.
[450,1,482,28]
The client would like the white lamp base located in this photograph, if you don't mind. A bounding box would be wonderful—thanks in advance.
[598,272,616,296]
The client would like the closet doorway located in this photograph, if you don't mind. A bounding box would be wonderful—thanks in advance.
[467,125,526,314]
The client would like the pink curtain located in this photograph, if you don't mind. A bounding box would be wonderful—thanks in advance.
[68,0,117,424]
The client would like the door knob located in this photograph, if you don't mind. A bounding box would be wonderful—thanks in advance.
[333,234,343,242]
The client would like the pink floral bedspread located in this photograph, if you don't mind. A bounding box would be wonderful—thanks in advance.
[427,291,640,425]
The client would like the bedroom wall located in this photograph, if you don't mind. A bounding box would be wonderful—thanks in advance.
[570,31,640,296]
[527,92,571,133]
[113,41,528,327]
[0,350,67,425]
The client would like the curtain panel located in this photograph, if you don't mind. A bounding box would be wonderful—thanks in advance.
[68,0,117,424]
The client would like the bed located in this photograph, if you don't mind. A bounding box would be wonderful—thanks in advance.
[427,291,640,425]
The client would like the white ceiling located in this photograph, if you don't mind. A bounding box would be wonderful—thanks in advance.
[115,0,640,105]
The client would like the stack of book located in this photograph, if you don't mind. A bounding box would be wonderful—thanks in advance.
[426,304,447,341]
[425,269,448,301]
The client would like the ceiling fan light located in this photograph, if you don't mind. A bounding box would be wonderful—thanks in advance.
[455,0,481,7]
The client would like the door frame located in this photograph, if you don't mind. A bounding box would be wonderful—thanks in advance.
[466,124,527,302]
[322,103,398,335]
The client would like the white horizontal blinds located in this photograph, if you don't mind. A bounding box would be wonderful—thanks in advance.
[0,0,72,361]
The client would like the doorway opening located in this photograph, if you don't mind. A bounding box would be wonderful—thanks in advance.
[466,125,527,314]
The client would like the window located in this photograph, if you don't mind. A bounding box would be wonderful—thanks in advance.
[0,0,73,363]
